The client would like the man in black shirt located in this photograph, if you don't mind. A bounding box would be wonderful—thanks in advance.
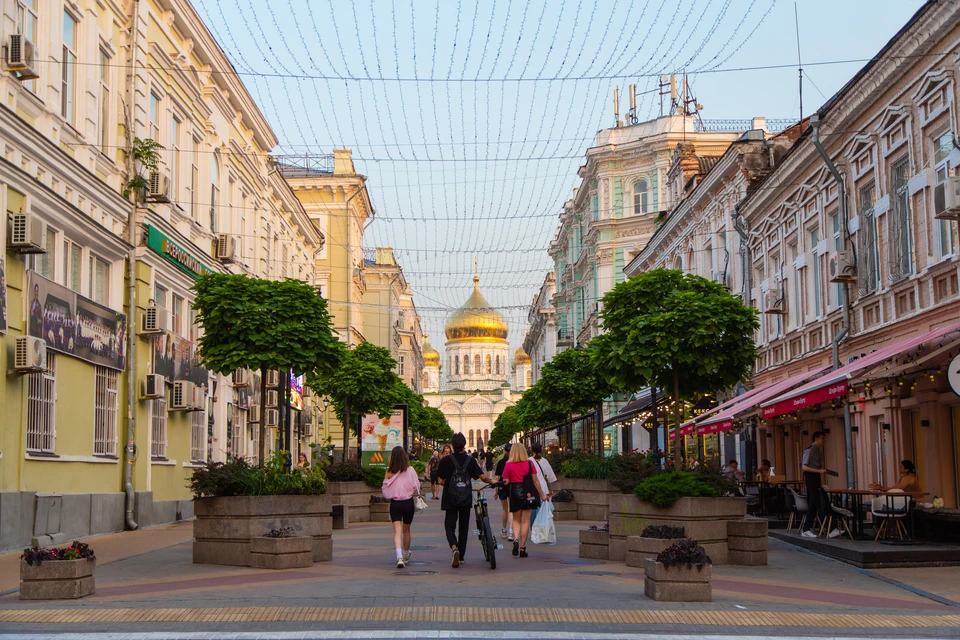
[483,449,495,473]
[437,433,495,567]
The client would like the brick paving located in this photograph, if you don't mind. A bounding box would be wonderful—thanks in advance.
[0,503,958,637]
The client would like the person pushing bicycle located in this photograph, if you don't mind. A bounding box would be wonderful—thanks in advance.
[437,433,497,568]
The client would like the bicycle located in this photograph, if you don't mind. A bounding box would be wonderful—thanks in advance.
[472,482,504,569]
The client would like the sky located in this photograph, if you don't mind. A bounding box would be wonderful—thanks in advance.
[192,0,924,365]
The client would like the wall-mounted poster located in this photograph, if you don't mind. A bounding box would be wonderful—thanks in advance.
[152,331,208,388]
[290,374,304,411]
[360,405,408,468]
[0,254,7,333]
[27,271,125,370]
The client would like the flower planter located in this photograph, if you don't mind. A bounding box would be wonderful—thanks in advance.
[578,529,610,560]
[326,481,378,523]
[643,558,711,602]
[608,495,745,563]
[20,558,95,600]
[193,495,333,566]
[553,476,618,521]
[726,518,768,565]
[370,501,391,522]
[249,536,313,570]
[625,536,678,568]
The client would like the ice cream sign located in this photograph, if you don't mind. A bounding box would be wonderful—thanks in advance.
[360,407,407,468]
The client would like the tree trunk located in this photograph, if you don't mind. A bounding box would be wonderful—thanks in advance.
[596,402,604,457]
[672,367,682,469]
[650,386,658,458]
[258,365,267,466]
[343,398,351,463]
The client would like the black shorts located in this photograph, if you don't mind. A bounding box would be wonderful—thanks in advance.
[390,498,415,524]
[430,471,439,483]
[497,486,509,502]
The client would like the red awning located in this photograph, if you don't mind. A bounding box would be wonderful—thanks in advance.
[760,322,960,420]
[668,422,697,441]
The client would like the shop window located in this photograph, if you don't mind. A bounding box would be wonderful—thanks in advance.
[26,353,57,453]
[94,367,118,456]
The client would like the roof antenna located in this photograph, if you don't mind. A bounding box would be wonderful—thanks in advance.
[795,2,803,122]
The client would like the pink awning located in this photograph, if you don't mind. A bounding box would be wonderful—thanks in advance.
[760,322,960,420]
[668,422,697,441]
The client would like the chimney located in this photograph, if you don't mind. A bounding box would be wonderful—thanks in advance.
[332,148,355,175]
[375,247,396,265]
[752,117,767,132]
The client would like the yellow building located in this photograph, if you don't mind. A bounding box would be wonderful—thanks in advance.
[0,0,321,550]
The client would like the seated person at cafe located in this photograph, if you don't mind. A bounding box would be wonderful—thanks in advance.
[723,460,745,482]
[756,459,772,482]
[869,460,920,493]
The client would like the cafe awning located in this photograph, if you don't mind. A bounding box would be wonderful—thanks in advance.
[760,322,960,420]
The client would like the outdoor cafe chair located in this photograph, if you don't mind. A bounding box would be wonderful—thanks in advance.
[871,489,909,541]
[818,487,854,540]
[786,487,818,533]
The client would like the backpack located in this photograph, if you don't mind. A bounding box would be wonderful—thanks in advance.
[447,455,473,508]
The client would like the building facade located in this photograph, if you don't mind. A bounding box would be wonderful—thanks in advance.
[522,271,556,386]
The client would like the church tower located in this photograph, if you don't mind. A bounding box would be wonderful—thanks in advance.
[421,335,441,393]
[443,276,509,391]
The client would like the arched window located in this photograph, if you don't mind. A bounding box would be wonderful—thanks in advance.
[210,154,220,231]
[474,354,481,373]
[422,372,429,388]
[495,355,500,375]
[485,354,492,374]
[484,429,489,442]
[526,371,532,387]
[673,256,682,271]
[469,430,475,447]
[464,356,470,374]
[455,355,460,375]
[634,179,649,215]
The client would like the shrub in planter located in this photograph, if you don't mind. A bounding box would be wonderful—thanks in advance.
[187,452,327,497]
[626,525,687,567]
[561,456,617,480]
[634,471,718,508]
[363,466,386,488]
[610,452,659,493]
[553,489,575,503]
[411,460,426,476]
[546,449,583,471]
[323,461,366,482]
[20,542,96,600]
[644,539,713,602]
[656,538,712,571]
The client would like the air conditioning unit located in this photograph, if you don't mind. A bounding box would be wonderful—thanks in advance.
[13,336,46,373]
[249,403,261,423]
[934,175,960,220]
[191,385,206,410]
[265,389,279,408]
[266,370,281,388]
[146,171,170,203]
[141,374,165,399]
[141,305,167,334]
[763,290,786,315]
[829,250,857,283]
[6,34,39,80]
[302,385,312,399]
[7,212,47,253]
[264,408,280,428]
[171,381,198,410]
[232,369,250,388]
[302,419,313,438]
[215,234,237,263]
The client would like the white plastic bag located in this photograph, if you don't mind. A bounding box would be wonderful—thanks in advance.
[530,501,556,545]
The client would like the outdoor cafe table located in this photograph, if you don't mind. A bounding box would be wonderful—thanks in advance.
[739,480,804,518]
[825,489,929,539]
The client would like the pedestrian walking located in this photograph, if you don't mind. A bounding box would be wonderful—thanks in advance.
[437,433,496,568]
[483,449,495,473]
[382,446,422,568]
[501,443,546,558]
[494,444,513,541]
[800,431,838,539]
[428,450,442,500]
[528,443,557,526]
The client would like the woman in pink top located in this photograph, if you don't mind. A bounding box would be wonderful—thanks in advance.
[382,446,421,568]
[501,443,546,558]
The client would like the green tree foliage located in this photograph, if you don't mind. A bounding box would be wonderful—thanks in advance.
[537,346,614,419]
[193,274,342,463]
[389,379,454,442]
[489,404,522,447]
[592,268,759,466]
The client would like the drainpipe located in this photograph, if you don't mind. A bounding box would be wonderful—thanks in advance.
[811,114,856,490]
[122,0,141,531]
[731,203,755,478]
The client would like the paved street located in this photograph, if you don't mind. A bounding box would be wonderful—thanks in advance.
[1,504,958,638]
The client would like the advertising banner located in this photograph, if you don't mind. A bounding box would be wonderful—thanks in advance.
[152,331,208,388]
[290,374,304,411]
[27,271,126,371]
[0,254,7,333]
[360,405,407,468]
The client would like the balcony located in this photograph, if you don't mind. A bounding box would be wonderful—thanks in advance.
[275,154,335,176]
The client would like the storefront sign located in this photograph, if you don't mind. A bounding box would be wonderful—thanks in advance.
[761,380,848,419]
[699,419,733,436]
[146,225,213,279]
[360,405,408,468]
[27,271,126,371]
[948,354,960,397]
[668,422,696,441]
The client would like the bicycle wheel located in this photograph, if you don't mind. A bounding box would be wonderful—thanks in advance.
[482,516,496,570]
[476,506,491,562]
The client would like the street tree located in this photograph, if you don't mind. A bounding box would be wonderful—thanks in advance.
[193,274,343,464]
[592,268,759,466]
[489,404,522,448]
[388,378,454,447]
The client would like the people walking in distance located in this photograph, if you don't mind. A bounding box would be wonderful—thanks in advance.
[382,446,421,568]
[800,431,838,539]
[428,450,442,500]
[483,448,495,474]
[501,443,546,558]
[528,443,557,526]
[437,433,496,568]
[494,443,514,541]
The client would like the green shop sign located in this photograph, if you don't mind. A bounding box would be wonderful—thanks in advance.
[146,225,214,279]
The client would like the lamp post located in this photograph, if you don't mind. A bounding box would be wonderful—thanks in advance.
[322,397,332,461]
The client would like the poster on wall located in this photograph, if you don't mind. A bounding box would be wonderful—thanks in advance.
[27,271,125,371]
[290,374,305,411]
[360,405,408,468]
[0,254,7,333]
[152,331,208,388]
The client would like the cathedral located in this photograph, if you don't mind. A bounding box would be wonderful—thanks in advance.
[422,276,531,450]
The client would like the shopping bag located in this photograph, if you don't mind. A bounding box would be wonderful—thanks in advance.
[530,501,556,545]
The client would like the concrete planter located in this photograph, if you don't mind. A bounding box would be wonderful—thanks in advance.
[193,495,333,566]
[643,558,712,602]
[608,495,745,563]
[625,536,680,568]
[578,529,610,560]
[553,477,618,521]
[370,502,391,522]
[20,558,95,600]
[552,500,578,521]
[727,518,768,565]
[326,481,378,523]
[249,536,313,570]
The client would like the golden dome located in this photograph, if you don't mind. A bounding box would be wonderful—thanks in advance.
[514,347,531,365]
[422,336,440,368]
[444,276,508,343]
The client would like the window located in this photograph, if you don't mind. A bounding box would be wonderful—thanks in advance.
[399,355,405,376]
[64,241,82,292]
[154,283,167,312]
[889,154,913,282]
[248,419,259,466]
[525,370,531,387]
[18,0,37,92]
[634,179,649,215]
[858,180,879,294]
[810,229,822,318]
[190,409,205,462]
[830,213,845,307]
[495,355,500,375]
[485,354,491,374]
[171,116,181,201]
[89,255,110,305]
[94,367,118,456]
[149,93,160,141]
[26,353,57,453]
[61,12,77,123]
[210,156,220,231]
[172,295,183,336]
[99,49,111,152]
[463,355,470,374]
[231,404,246,460]
[474,354,481,374]
[38,227,57,280]
[187,136,197,218]
[789,242,801,330]
[454,355,460,375]
[934,131,956,259]
[468,430,474,447]
[151,393,167,459]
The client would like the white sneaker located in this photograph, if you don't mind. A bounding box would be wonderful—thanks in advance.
[396,557,406,568]
[827,528,841,539]
[801,530,817,538]
[402,551,412,563]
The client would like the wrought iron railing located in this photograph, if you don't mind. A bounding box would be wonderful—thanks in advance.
[275,154,335,176]
[695,119,797,133]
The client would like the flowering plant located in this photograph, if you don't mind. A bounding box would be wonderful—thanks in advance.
[21,541,95,567]
[655,538,711,572]
[932,496,944,509]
